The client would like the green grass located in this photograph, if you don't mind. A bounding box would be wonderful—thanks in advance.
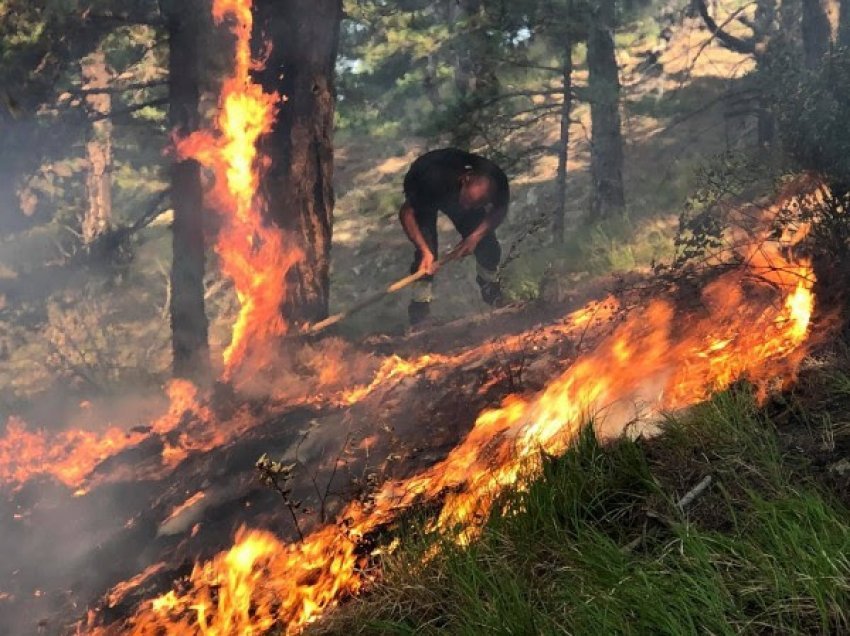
[502,213,677,302]
[314,371,850,635]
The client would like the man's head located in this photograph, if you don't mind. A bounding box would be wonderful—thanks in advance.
[459,171,494,210]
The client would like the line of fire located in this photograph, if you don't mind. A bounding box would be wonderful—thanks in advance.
[2,0,850,634]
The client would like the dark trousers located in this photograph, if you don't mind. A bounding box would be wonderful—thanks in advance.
[409,207,501,282]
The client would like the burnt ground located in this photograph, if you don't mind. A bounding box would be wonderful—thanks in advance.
[0,275,631,636]
[0,254,800,635]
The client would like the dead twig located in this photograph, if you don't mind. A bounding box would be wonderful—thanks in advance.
[622,474,714,553]
[676,474,714,510]
[256,455,305,542]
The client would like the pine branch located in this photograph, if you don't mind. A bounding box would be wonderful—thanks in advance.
[87,98,169,123]
[68,79,168,96]
[692,0,757,55]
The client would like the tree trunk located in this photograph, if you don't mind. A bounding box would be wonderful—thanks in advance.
[256,0,342,325]
[802,0,837,67]
[81,50,113,245]
[554,43,573,244]
[449,0,486,98]
[166,0,210,382]
[588,0,626,220]
[839,0,850,45]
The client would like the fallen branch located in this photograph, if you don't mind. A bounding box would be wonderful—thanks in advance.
[622,474,714,553]
[676,474,714,510]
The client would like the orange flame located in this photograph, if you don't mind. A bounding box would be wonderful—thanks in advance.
[339,354,450,405]
[87,231,818,634]
[176,0,300,376]
[105,563,168,609]
[0,380,200,492]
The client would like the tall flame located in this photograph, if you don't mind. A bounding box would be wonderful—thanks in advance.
[88,234,818,634]
[176,0,300,376]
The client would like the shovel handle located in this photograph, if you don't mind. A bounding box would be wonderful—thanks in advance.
[301,257,451,336]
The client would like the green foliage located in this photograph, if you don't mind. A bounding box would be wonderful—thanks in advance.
[671,151,771,270]
[315,380,850,635]
[765,45,850,193]
[501,213,675,302]
[338,0,590,161]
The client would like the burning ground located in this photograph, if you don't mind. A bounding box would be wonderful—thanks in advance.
[0,172,834,634]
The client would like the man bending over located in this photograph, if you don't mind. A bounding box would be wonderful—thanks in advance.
[398,147,510,327]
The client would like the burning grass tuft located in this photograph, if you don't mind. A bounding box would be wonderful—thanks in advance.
[314,366,850,635]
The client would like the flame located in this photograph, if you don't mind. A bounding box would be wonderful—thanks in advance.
[0,380,201,492]
[105,563,168,609]
[339,354,449,405]
[162,491,207,527]
[86,224,818,634]
[93,526,362,635]
[0,350,464,494]
[175,0,300,376]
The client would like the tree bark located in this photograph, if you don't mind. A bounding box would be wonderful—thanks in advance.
[448,0,488,98]
[802,0,838,67]
[256,0,342,325]
[81,50,114,245]
[554,43,573,244]
[165,0,210,382]
[588,0,625,220]
[840,0,850,45]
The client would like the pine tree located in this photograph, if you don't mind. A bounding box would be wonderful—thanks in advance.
[163,0,210,381]
[256,0,344,324]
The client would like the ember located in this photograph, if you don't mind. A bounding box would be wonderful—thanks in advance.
[340,354,449,405]
[105,563,167,609]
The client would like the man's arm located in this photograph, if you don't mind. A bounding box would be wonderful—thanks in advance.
[399,202,437,274]
[452,202,508,259]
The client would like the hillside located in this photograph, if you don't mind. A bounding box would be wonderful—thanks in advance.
[1,1,849,635]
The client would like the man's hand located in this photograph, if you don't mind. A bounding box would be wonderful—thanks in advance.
[417,250,439,275]
[448,233,483,261]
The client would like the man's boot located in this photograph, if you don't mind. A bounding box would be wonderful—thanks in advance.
[477,277,505,307]
[408,278,433,328]
[476,264,505,307]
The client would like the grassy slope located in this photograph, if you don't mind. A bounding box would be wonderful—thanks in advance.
[315,356,850,635]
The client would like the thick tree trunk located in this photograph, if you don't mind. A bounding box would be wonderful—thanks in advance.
[588,0,626,220]
[554,44,573,244]
[256,0,342,325]
[166,1,210,382]
[802,0,838,67]
[81,50,113,245]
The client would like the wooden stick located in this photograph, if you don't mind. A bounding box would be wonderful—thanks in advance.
[622,475,713,553]
[300,255,454,336]
[676,475,713,511]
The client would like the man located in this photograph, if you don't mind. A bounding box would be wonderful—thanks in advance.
[399,147,510,327]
